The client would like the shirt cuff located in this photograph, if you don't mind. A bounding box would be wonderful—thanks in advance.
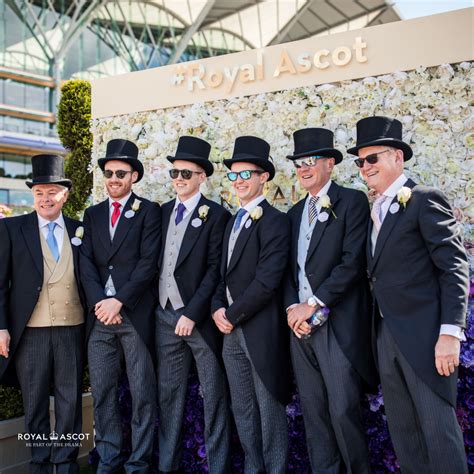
[314,296,326,307]
[440,324,466,342]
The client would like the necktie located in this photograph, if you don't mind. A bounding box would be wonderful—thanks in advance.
[46,222,60,262]
[233,208,247,233]
[175,202,186,225]
[371,194,388,233]
[308,196,319,225]
[111,202,121,227]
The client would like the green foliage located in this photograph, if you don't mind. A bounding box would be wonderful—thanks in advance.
[57,80,93,219]
[0,385,23,420]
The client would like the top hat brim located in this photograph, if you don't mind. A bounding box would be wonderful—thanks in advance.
[98,156,144,182]
[26,177,72,189]
[286,147,343,164]
[167,155,214,177]
[347,138,413,161]
[223,155,275,181]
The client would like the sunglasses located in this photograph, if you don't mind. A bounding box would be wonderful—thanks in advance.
[354,149,392,168]
[226,170,265,181]
[169,169,203,180]
[293,156,327,168]
[104,169,133,179]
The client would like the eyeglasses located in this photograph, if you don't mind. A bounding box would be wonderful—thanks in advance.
[354,149,392,168]
[169,169,203,180]
[104,169,133,179]
[226,170,265,181]
[293,156,326,168]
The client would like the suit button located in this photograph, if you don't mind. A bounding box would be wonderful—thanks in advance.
[50,301,55,305]
[65,301,69,305]
[48,284,52,289]
[372,277,377,282]
[176,276,180,280]
[66,285,70,289]
[108,265,113,270]
[240,313,245,318]
[37,287,41,291]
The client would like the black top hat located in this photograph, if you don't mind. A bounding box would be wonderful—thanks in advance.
[224,136,275,181]
[347,116,413,161]
[286,128,343,164]
[98,139,144,182]
[167,136,214,177]
[26,154,72,189]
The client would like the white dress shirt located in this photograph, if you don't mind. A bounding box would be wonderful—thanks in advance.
[38,213,65,257]
[174,192,202,220]
[108,192,132,239]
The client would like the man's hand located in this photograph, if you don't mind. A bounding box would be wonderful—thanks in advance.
[95,298,123,325]
[212,307,234,334]
[435,334,460,376]
[287,303,313,338]
[0,330,10,358]
[175,315,195,337]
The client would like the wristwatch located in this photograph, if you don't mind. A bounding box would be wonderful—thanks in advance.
[307,296,318,308]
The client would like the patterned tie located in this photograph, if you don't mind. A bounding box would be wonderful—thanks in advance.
[371,194,388,233]
[175,202,186,225]
[233,208,248,233]
[308,196,319,225]
[111,202,121,227]
[46,222,60,262]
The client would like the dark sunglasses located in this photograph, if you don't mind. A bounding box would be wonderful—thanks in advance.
[169,168,203,180]
[293,156,327,168]
[227,170,265,181]
[354,149,392,168]
[104,169,133,179]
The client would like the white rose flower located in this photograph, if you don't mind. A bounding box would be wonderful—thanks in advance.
[397,187,412,208]
[250,206,263,221]
[75,226,84,239]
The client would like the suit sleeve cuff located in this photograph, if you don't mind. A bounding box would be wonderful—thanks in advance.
[440,324,466,341]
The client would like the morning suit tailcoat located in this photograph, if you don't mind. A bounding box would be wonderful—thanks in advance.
[0,212,85,382]
[80,192,161,353]
[284,182,378,388]
[211,199,291,405]
[157,196,231,356]
[367,179,469,406]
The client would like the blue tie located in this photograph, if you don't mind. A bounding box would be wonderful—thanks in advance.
[175,202,186,225]
[233,208,247,232]
[46,222,60,262]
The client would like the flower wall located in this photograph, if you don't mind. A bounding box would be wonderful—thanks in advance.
[91,62,473,472]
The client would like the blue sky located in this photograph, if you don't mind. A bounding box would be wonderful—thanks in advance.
[394,1,473,19]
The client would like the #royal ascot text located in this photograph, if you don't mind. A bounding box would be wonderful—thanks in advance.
[172,37,367,93]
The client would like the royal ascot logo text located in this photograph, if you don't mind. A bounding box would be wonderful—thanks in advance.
[172,37,367,93]
[18,431,90,447]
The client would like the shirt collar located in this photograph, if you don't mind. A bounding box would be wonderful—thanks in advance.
[109,192,132,210]
[174,192,202,213]
[37,212,64,229]
[382,173,408,199]
[241,194,266,213]
[308,179,332,200]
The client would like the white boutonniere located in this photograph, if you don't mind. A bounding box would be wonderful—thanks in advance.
[71,226,84,246]
[198,205,210,222]
[125,199,141,218]
[250,206,263,221]
[397,186,412,209]
[319,195,337,219]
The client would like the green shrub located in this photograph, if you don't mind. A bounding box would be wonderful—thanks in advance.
[0,385,23,420]
[57,80,93,219]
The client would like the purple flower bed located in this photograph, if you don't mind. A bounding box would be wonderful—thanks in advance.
[89,289,473,472]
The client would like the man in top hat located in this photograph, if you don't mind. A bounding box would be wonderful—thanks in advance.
[350,116,468,473]
[155,136,231,473]
[0,154,86,474]
[211,136,291,474]
[80,139,161,473]
[284,128,377,473]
